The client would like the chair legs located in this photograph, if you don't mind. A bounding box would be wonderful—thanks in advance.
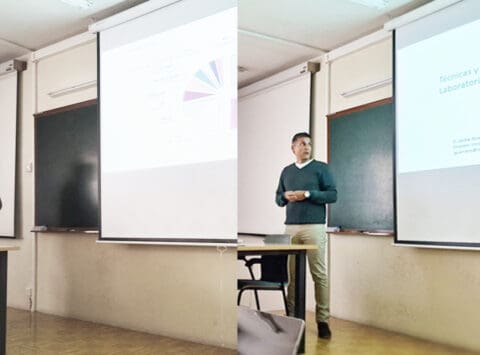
[238,289,261,310]
[237,289,244,305]
[253,290,260,310]
[281,285,288,316]
[238,287,288,315]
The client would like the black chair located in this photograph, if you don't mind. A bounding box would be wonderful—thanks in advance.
[237,255,289,315]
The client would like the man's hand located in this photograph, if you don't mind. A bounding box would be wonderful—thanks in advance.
[284,191,297,202]
[284,191,307,202]
[293,190,307,201]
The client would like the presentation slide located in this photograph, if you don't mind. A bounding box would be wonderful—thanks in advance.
[99,4,237,242]
[395,0,480,246]
[397,19,480,174]
[101,8,236,173]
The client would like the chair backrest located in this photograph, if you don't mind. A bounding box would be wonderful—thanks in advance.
[260,255,288,283]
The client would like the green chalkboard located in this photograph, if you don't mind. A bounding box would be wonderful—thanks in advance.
[35,100,99,229]
[327,98,394,232]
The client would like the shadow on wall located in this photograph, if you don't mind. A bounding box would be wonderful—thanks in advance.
[60,162,98,228]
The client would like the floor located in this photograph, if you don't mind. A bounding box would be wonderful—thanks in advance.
[7,308,478,354]
[303,312,477,355]
[6,308,235,355]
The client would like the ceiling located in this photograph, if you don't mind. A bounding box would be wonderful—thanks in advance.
[0,0,147,63]
[0,0,432,87]
[238,0,432,87]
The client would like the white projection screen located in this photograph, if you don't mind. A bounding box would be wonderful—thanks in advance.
[238,74,311,235]
[394,0,480,247]
[98,0,237,244]
[0,71,18,238]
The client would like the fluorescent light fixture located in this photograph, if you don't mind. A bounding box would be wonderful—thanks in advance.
[348,0,392,10]
[60,0,94,9]
[47,80,96,97]
[340,78,392,97]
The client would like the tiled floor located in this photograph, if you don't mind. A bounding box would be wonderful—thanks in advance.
[303,312,477,355]
[6,308,235,355]
[7,307,477,354]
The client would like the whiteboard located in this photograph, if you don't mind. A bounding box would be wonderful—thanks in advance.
[238,74,311,234]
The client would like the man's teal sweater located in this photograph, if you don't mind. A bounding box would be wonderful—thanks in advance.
[276,160,337,224]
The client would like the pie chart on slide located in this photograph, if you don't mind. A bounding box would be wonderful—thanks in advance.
[183,59,223,101]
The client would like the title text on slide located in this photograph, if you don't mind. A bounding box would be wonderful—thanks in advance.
[439,67,480,94]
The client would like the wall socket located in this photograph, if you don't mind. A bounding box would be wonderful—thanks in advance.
[25,287,32,297]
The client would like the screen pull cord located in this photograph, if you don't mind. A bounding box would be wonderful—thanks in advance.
[216,245,227,347]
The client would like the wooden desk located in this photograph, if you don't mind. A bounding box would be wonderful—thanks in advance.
[238,237,317,354]
[0,246,19,355]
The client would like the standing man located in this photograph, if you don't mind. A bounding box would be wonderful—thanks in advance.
[275,132,337,339]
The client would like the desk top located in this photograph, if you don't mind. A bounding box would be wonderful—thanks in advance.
[238,244,318,251]
[0,246,19,252]
[238,236,317,252]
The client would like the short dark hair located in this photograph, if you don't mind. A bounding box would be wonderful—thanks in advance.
[292,132,311,144]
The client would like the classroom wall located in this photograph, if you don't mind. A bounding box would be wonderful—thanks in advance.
[36,41,97,112]
[317,37,480,352]
[4,55,35,311]
[7,40,236,349]
[237,73,318,313]
[37,234,236,347]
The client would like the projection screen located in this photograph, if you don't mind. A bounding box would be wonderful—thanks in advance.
[0,71,17,238]
[394,0,480,247]
[96,0,237,244]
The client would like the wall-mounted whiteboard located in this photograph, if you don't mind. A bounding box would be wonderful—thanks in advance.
[238,73,311,234]
[97,0,237,244]
[0,71,18,238]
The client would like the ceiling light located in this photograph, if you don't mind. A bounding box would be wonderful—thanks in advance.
[60,0,94,9]
[348,0,394,10]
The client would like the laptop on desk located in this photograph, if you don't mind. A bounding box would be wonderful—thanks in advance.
[264,234,291,245]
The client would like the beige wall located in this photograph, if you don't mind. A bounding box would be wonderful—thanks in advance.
[316,37,480,352]
[328,39,392,113]
[36,41,97,112]
[5,55,35,311]
[7,40,236,349]
[37,234,236,347]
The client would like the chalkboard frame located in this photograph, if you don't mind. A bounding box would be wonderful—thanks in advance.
[34,99,99,232]
[327,98,395,236]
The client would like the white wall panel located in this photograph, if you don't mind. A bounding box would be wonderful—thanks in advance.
[238,75,311,234]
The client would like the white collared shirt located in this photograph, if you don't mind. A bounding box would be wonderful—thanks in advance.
[295,159,313,169]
